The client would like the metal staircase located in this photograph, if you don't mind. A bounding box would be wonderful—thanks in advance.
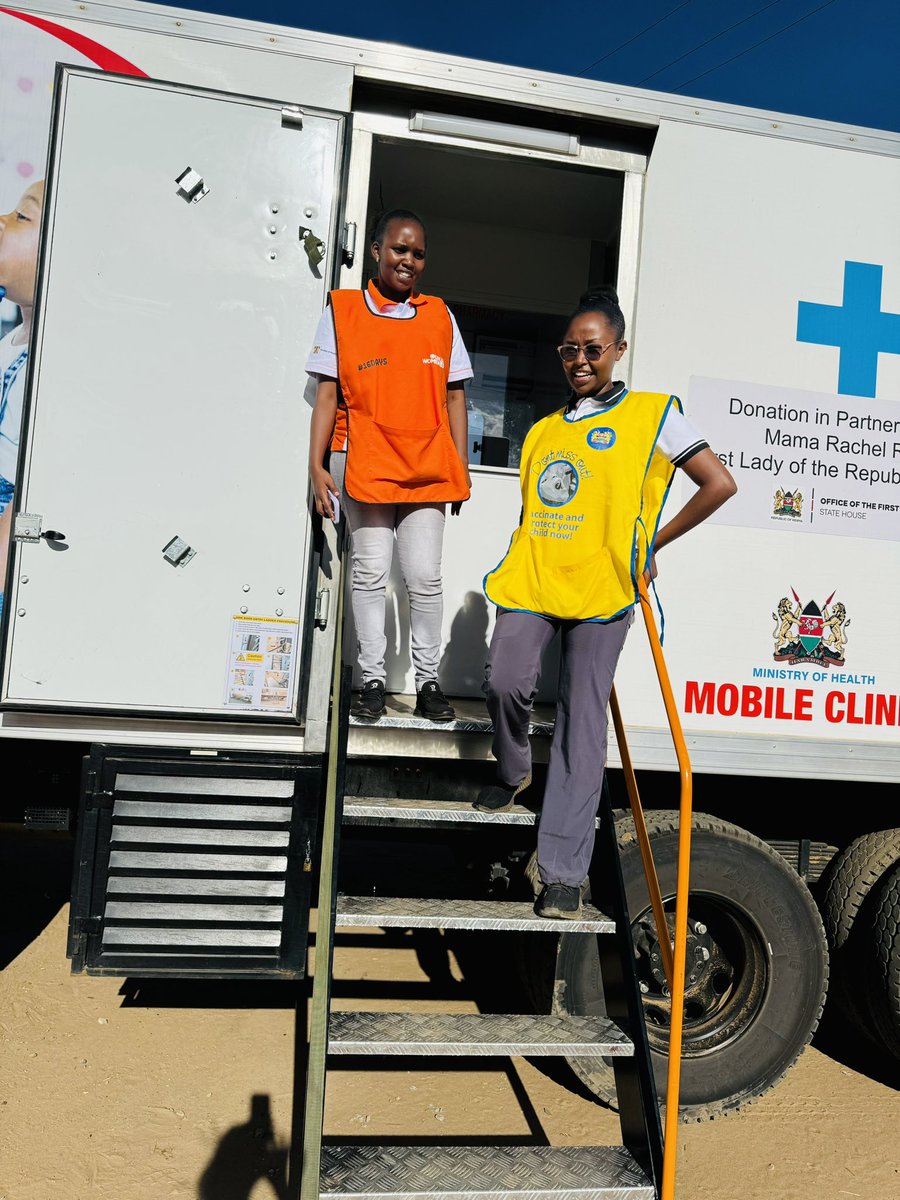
[297,518,691,1200]
[297,611,686,1197]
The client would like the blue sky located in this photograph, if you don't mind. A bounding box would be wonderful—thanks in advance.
[144,0,900,133]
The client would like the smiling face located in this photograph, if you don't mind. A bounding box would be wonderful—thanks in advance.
[372,218,426,302]
[0,180,44,308]
[560,311,627,400]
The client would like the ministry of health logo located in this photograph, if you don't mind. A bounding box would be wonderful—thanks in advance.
[772,588,850,667]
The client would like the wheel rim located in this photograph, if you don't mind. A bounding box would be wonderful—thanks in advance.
[632,893,769,1057]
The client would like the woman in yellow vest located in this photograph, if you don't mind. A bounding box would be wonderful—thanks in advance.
[476,286,737,918]
[306,210,472,721]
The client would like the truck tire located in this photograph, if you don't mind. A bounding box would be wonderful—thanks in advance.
[524,812,829,1122]
[864,861,900,1062]
[819,829,900,1027]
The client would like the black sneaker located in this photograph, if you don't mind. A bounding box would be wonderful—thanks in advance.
[473,772,533,812]
[415,680,455,722]
[353,679,386,720]
[535,882,585,920]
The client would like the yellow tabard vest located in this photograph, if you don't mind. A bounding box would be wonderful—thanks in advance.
[484,391,681,621]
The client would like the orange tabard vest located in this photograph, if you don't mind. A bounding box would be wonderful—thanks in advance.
[330,286,470,504]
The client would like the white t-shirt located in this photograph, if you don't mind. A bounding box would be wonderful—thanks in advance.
[0,328,29,488]
[568,383,708,467]
[305,290,473,384]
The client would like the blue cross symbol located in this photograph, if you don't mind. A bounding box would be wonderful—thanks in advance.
[797,261,900,398]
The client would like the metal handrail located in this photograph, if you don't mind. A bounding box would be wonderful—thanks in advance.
[609,575,693,1200]
[299,535,348,1200]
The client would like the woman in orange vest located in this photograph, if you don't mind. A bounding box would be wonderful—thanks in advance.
[306,210,472,721]
[476,286,737,918]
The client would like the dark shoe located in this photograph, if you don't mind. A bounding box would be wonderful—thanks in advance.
[473,772,533,812]
[415,680,455,722]
[535,882,585,920]
[353,679,386,719]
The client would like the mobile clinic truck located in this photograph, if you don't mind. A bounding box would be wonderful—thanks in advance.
[1,0,899,1128]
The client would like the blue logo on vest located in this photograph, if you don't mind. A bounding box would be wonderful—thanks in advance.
[797,261,900,398]
[587,426,616,450]
[537,460,579,507]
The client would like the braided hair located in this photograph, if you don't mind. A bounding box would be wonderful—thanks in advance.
[568,285,626,342]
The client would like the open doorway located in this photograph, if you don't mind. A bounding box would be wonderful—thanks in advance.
[364,140,625,469]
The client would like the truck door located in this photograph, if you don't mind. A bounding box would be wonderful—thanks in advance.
[1,67,346,720]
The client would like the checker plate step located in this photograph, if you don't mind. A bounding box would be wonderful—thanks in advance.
[336,895,614,934]
[342,796,539,826]
[327,1011,633,1056]
[320,1144,655,1198]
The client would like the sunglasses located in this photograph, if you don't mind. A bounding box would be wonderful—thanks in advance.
[557,341,617,363]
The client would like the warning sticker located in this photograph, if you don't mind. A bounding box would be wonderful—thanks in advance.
[223,614,298,712]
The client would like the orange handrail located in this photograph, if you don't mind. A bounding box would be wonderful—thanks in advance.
[608,686,674,985]
[608,576,692,1200]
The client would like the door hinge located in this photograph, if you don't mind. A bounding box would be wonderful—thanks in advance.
[281,106,304,130]
[72,915,102,937]
[341,221,357,267]
[314,589,331,628]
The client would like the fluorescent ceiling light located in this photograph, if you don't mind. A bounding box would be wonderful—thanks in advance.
[409,111,580,156]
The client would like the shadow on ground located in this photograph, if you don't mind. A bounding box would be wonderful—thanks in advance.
[812,1005,900,1091]
[199,1093,289,1200]
[0,827,74,969]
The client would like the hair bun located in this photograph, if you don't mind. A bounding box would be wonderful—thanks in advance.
[578,285,619,307]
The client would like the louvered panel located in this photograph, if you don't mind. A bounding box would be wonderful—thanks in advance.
[69,747,321,979]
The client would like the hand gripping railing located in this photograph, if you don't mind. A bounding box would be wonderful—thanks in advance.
[608,576,692,1200]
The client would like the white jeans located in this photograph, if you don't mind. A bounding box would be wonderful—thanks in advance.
[331,452,446,688]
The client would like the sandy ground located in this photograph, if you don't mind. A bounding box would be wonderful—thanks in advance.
[1,829,899,1200]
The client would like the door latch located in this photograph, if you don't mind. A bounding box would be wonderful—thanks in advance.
[174,167,209,204]
[14,513,65,543]
[162,534,197,568]
[299,226,325,268]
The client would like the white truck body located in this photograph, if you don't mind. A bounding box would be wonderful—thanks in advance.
[0,0,898,786]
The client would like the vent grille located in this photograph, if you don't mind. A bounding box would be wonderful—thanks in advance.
[70,751,319,979]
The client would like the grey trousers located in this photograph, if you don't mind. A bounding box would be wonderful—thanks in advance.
[484,609,632,887]
[331,452,446,688]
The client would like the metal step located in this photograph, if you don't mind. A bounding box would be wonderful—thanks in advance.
[336,895,614,934]
[327,1011,632,1057]
[348,695,555,737]
[343,796,537,827]
[320,1144,654,1198]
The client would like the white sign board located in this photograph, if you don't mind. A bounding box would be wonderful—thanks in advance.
[689,376,900,541]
